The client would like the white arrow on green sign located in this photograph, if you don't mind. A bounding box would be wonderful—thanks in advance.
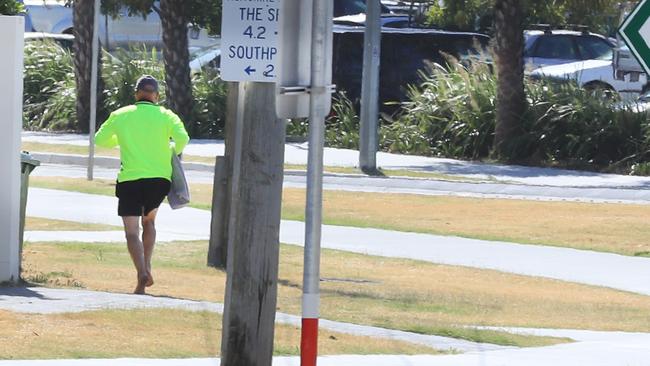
[619,0,650,76]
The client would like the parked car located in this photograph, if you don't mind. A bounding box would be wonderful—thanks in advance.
[524,28,614,70]
[24,31,74,50]
[529,58,647,101]
[333,13,415,28]
[334,0,392,17]
[189,44,221,73]
[332,25,490,112]
[23,0,219,51]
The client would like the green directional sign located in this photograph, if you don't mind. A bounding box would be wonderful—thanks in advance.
[620,0,650,75]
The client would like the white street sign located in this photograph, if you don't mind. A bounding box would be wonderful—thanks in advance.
[220,0,280,82]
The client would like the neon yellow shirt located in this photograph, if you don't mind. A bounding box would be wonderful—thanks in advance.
[94,101,190,183]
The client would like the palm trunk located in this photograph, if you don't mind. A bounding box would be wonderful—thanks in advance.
[160,0,194,134]
[73,0,105,133]
[493,0,526,160]
[73,0,93,133]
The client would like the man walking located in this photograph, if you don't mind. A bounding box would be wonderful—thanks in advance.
[95,75,190,295]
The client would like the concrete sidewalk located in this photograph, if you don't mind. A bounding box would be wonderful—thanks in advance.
[2,340,650,366]
[26,188,650,296]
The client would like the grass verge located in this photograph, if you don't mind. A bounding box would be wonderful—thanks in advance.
[24,241,650,346]
[25,217,120,232]
[30,176,650,257]
[0,308,441,359]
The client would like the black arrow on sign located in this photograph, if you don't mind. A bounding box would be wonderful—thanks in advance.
[245,66,256,75]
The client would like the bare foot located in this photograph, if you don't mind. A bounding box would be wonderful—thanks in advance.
[134,274,149,295]
[146,271,154,287]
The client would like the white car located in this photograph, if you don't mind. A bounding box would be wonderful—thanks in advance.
[529,59,647,101]
[24,0,219,51]
[524,29,614,70]
[189,45,221,73]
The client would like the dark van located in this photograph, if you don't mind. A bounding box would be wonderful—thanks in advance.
[332,26,490,112]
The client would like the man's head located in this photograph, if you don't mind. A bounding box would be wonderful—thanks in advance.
[135,75,159,103]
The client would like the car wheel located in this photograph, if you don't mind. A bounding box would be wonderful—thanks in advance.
[584,81,617,100]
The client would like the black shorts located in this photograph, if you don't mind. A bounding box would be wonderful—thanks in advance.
[115,178,171,217]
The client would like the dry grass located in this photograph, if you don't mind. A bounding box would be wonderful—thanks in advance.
[25,217,120,231]
[21,241,650,346]
[0,308,440,359]
[30,177,650,257]
[281,190,650,257]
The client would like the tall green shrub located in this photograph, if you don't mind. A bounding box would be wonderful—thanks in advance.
[0,0,23,15]
[191,69,228,139]
[23,40,77,131]
[102,46,166,113]
[386,58,650,173]
[382,61,497,159]
[23,44,228,138]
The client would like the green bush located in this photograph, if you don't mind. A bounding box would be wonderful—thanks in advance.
[102,46,166,113]
[0,0,24,15]
[325,92,361,149]
[285,91,361,148]
[23,44,228,138]
[382,61,496,159]
[23,40,77,131]
[383,59,650,173]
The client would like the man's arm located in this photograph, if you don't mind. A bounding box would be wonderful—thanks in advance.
[94,115,118,148]
[168,111,190,154]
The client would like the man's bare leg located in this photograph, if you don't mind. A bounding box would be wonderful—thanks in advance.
[123,216,148,294]
[142,209,158,287]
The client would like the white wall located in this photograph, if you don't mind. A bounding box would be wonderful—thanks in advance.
[0,16,24,283]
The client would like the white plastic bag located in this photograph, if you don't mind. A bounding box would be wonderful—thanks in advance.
[168,152,190,209]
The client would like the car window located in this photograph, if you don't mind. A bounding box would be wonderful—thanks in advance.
[532,35,578,60]
[576,36,613,60]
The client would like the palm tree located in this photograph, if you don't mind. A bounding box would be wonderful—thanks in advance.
[160,0,194,132]
[73,0,105,133]
[492,0,526,160]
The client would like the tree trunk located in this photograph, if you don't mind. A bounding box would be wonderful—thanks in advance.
[160,0,194,134]
[73,0,94,133]
[493,0,526,160]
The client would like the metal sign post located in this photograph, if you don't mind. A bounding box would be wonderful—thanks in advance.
[359,0,382,174]
[220,0,280,82]
[303,2,333,366]
[276,0,334,364]
[87,0,100,181]
[619,0,650,75]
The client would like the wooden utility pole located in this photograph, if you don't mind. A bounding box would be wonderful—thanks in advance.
[207,83,240,269]
[220,82,285,366]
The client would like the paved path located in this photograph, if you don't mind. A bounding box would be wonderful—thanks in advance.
[0,337,648,366]
[23,131,650,189]
[0,287,500,353]
[26,188,650,296]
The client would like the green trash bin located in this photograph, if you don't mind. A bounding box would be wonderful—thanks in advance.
[19,152,40,269]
